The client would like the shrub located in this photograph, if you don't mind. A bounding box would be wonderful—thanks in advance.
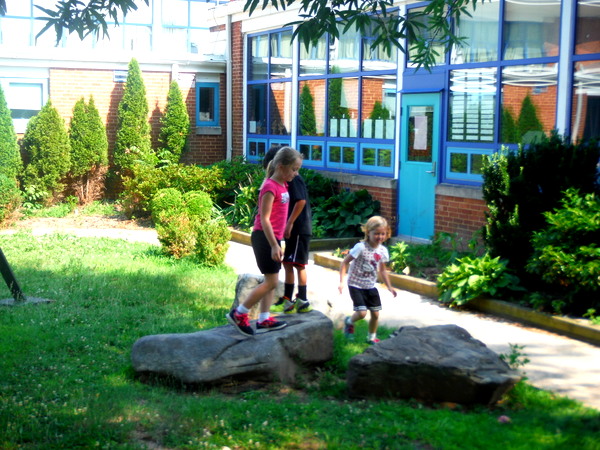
[482,133,599,287]
[183,190,212,221]
[113,58,155,178]
[0,85,22,180]
[0,174,21,223]
[299,83,317,136]
[208,156,264,209]
[120,163,225,218]
[312,189,380,238]
[526,189,600,315]
[222,177,261,231]
[194,217,231,267]
[68,96,108,203]
[21,101,71,205]
[158,81,190,165]
[437,253,523,307]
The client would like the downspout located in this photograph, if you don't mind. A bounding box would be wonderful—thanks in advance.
[226,13,233,161]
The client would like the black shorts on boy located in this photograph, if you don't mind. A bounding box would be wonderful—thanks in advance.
[283,233,311,267]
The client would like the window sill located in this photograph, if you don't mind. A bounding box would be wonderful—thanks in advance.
[196,126,221,135]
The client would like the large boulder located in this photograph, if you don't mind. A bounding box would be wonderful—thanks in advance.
[346,324,521,405]
[131,310,333,385]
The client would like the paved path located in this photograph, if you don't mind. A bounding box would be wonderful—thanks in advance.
[225,241,600,411]
[3,224,598,410]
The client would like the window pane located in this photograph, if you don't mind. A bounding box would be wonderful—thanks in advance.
[270,30,293,79]
[576,1,600,55]
[361,75,396,139]
[329,23,360,73]
[362,15,398,71]
[407,6,445,66]
[300,35,327,76]
[571,60,600,142]
[1,18,31,46]
[299,80,326,136]
[503,0,560,60]
[199,87,215,122]
[163,0,188,26]
[378,148,392,167]
[500,63,557,144]
[450,0,499,64]
[269,81,291,135]
[342,146,355,164]
[249,35,268,81]
[248,140,267,158]
[450,153,468,173]
[329,145,341,163]
[449,68,497,142]
[248,85,267,134]
[471,154,484,175]
[299,143,323,162]
[363,147,376,165]
[328,77,358,137]
[408,105,433,162]
[7,82,43,110]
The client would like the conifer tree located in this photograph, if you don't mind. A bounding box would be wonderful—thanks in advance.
[299,84,317,136]
[69,96,108,202]
[0,84,22,180]
[158,80,190,165]
[113,58,154,177]
[21,100,71,204]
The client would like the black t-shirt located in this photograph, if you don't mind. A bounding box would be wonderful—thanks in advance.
[288,175,312,236]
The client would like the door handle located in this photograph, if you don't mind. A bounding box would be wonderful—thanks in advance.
[426,162,436,176]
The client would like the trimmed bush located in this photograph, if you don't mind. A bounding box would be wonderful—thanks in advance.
[0,174,21,223]
[0,85,22,180]
[194,217,231,267]
[113,58,155,178]
[158,81,190,165]
[68,96,109,203]
[183,190,212,221]
[21,101,71,205]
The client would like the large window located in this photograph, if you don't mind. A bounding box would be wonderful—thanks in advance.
[196,82,219,127]
[1,78,47,133]
[571,60,600,142]
[450,0,500,64]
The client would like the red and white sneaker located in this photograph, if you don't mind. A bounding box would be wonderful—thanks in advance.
[256,316,288,334]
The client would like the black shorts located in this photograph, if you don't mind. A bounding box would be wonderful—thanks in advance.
[348,286,382,312]
[283,233,311,266]
[251,230,282,274]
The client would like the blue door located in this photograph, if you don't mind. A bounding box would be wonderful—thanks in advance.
[398,93,440,240]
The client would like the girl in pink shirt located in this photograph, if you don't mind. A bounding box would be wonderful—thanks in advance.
[227,147,303,336]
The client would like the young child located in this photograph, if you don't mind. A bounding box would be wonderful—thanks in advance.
[227,146,303,336]
[338,216,397,344]
[262,146,313,314]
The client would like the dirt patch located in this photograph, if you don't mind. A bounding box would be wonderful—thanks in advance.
[5,214,154,231]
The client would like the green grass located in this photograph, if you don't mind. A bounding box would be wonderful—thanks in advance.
[0,231,598,449]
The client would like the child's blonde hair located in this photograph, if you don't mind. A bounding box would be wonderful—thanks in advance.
[266,146,302,178]
[362,216,391,241]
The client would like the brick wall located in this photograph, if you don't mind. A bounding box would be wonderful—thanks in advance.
[435,194,487,244]
[231,20,244,158]
[48,67,226,168]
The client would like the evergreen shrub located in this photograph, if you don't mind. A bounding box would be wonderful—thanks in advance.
[0,85,22,180]
[0,174,21,223]
[526,189,600,314]
[21,101,71,205]
[158,81,190,165]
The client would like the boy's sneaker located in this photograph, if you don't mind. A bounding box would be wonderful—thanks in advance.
[226,309,254,336]
[270,297,288,313]
[282,298,297,314]
[295,297,312,313]
[256,317,288,333]
[344,316,355,339]
[366,338,380,345]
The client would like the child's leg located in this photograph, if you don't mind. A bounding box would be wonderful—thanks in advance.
[241,273,279,311]
[296,265,307,299]
[351,310,368,323]
[368,309,380,335]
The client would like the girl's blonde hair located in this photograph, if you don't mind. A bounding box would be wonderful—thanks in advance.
[362,216,391,241]
[266,146,302,178]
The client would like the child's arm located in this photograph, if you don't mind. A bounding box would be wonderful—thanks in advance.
[338,254,354,293]
[260,191,283,262]
[284,199,306,239]
[379,262,397,297]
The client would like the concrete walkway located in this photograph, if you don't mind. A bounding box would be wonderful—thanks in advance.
[225,241,600,411]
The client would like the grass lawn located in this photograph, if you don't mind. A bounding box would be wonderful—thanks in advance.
[0,230,598,449]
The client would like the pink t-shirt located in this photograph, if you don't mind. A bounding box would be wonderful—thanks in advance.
[253,178,290,240]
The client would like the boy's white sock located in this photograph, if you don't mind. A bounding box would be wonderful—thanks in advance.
[258,312,270,322]
[368,333,377,340]
[237,305,250,314]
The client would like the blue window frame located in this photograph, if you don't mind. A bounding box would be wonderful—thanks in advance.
[297,140,324,168]
[359,143,394,174]
[327,142,357,170]
[196,82,219,127]
[247,138,268,160]
[445,146,492,182]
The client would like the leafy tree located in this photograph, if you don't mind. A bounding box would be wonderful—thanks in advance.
[299,84,317,136]
[15,0,480,71]
[0,84,22,180]
[21,101,71,204]
[113,58,154,177]
[69,96,109,203]
[158,81,190,165]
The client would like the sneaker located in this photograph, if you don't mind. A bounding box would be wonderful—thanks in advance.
[295,297,312,313]
[366,338,380,345]
[270,296,288,312]
[256,316,288,334]
[344,316,355,339]
[226,309,254,337]
[282,298,297,314]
